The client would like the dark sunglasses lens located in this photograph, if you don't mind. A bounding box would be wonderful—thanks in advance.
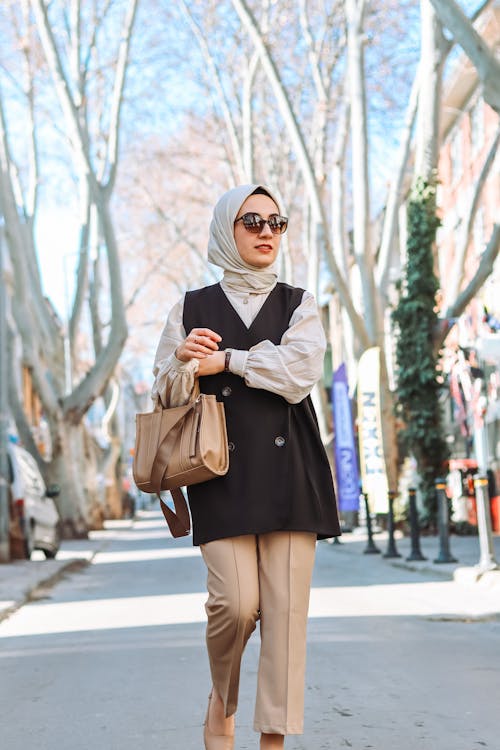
[241,213,288,234]
[268,216,288,234]
[241,213,264,232]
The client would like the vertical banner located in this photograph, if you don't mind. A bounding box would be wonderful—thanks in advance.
[332,364,360,511]
[357,347,389,513]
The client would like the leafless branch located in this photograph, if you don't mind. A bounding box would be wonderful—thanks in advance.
[446,125,500,307]
[440,223,500,346]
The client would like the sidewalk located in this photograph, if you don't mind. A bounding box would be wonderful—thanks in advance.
[0,519,498,623]
[0,522,126,621]
[335,527,500,588]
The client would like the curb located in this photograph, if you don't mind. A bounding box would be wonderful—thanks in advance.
[386,558,458,580]
[453,565,500,588]
[0,546,104,626]
[324,535,500,587]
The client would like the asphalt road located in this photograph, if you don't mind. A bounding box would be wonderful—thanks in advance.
[1,510,499,750]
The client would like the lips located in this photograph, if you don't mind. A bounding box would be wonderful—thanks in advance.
[256,244,273,251]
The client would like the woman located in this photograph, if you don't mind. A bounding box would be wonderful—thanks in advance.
[152,184,340,750]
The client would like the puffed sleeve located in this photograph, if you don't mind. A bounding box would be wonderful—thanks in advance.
[228,291,326,404]
[151,297,199,407]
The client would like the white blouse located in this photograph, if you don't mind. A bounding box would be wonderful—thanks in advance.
[151,280,326,408]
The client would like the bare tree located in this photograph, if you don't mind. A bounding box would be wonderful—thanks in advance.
[168,0,498,493]
[0,0,138,533]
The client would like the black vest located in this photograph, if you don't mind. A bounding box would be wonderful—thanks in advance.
[183,282,340,545]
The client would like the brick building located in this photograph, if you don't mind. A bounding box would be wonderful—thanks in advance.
[436,4,500,526]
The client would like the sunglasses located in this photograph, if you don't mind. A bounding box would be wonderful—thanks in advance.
[234,212,288,235]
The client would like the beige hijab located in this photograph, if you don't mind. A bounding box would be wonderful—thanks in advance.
[207,184,281,294]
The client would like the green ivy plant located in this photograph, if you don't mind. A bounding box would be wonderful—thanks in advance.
[392,178,449,524]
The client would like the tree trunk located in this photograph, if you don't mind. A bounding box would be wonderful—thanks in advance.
[346,0,381,343]
[414,0,445,181]
[47,418,97,536]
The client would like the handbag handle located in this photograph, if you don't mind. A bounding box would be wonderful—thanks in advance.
[158,489,191,538]
[152,382,203,539]
[155,378,201,410]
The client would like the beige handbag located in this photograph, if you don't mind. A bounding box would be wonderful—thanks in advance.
[133,391,229,537]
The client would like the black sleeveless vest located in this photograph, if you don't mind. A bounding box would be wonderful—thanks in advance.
[183,282,340,545]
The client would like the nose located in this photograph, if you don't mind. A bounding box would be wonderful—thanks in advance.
[259,221,273,238]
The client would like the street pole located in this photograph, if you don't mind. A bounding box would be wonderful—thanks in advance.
[363,491,381,554]
[471,356,498,573]
[383,490,401,558]
[473,475,499,573]
[406,487,427,561]
[0,216,10,562]
[433,478,457,564]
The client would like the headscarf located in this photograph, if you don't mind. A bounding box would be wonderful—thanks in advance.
[207,184,282,294]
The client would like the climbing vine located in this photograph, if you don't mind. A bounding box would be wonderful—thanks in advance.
[392,178,449,523]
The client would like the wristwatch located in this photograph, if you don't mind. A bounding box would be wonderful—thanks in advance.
[224,349,232,372]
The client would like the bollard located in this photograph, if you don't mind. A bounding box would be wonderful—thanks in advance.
[383,490,401,558]
[363,492,381,554]
[434,478,457,564]
[406,487,427,561]
[473,475,499,572]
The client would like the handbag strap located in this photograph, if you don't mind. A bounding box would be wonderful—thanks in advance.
[158,488,191,538]
[150,400,196,493]
[152,386,202,539]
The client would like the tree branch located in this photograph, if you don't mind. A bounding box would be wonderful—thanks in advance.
[69,181,91,355]
[31,0,130,423]
[178,0,246,183]
[346,0,381,342]
[102,0,139,194]
[230,0,370,348]
[440,223,500,345]
[0,86,59,356]
[140,184,219,282]
[330,99,350,278]
[242,50,259,182]
[428,0,500,113]
[299,0,328,101]
[376,64,420,293]
[445,124,500,307]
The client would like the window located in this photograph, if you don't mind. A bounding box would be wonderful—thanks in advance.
[450,127,462,183]
[470,98,484,156]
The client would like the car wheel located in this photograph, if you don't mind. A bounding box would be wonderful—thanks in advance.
[43,524,61,559]
[23,521,35,560]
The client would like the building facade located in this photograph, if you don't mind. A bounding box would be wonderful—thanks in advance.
[436,5,500,528]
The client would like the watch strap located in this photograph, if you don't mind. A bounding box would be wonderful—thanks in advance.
[224,349,232,372]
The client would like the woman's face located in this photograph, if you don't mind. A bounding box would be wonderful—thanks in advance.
[233,194,282,269]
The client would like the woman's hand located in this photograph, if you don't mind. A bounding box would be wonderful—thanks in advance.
[175,328,222,362]
[197,351,225,376]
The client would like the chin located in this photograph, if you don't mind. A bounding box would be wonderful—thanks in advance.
[252,255,276,269]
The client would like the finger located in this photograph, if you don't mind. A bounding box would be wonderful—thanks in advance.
[185,341,209,356]
[189,334,218,352]
[192,328,222,342]
[195,336,219,351]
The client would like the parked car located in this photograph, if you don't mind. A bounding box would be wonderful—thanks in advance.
[8,442,61,559]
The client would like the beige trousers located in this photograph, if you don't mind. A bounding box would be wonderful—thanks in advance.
[200,531,316,735]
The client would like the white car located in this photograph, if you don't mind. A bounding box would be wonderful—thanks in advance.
[8,443,61,559]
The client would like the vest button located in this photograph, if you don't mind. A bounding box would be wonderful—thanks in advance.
[222,386,232,397]
[274,436,286,447]
[228,441,235,452]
